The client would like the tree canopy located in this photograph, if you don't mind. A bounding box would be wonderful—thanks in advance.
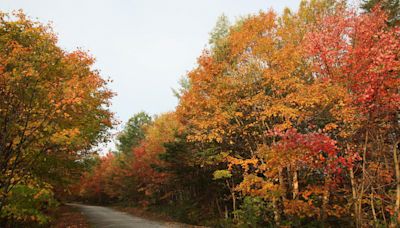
[0,11,114,224]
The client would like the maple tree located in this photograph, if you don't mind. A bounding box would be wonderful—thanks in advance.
[306,5,400,226]
[0,11,113,224]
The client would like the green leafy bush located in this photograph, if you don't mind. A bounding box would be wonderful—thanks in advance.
[1,183,58,225]
[234,196,266,227]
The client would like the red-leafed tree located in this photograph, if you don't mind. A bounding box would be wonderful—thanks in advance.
[306,6,400,225]
[79,153,116,203]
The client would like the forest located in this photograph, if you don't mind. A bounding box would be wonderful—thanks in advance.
[1,0,400,227]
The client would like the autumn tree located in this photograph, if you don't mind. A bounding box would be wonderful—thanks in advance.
[362,0,400,25]
[176,0,350,225]
[0,11,113,221]
[78,112,181,207]
[75,1,400,227]
[306,5,400,226]
[129,113,180,201]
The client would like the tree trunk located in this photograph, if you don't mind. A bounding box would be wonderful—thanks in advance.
[321,176,330,226]
[381,195,387,227]
[370,190,377,225]
[279,167,287,201]
[393,140,400,224]
[216,198,223,218]
[349,166,360,228]
[293,168,299,199]
[226,179,237,219]
[357,132,368,226]
[272,196,281,226]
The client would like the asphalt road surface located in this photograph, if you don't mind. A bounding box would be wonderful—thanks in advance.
[68,203,183,228]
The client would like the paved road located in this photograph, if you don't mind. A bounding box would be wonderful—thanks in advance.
[68,203,181,228]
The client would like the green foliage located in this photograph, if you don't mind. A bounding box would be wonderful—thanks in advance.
[172,75,191,99]
[362,0,400,25]
[0,184,58,225]
[209,14,231,61]
[209,14,230,46]
[233,197,266,227]
[116,112,152,155]
[213,170,232,180]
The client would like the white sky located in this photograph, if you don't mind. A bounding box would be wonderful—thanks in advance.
[1,0,300,151]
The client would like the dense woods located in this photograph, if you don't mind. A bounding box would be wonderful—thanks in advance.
[76,0,400,227]
[1,0,400,227]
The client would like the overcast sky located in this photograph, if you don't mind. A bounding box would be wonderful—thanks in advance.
[1,0,301,150]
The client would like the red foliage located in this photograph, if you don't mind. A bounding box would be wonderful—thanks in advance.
[306,7,400,120]
[272,129,352,175]
[79,153,116,201]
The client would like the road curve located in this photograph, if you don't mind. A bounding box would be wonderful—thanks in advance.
[67,203,180,228]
